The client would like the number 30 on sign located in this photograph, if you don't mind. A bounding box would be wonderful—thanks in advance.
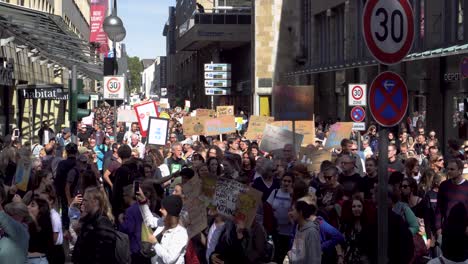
[103,76,126,100]
[363,0,414,65]
[348,84,367,106]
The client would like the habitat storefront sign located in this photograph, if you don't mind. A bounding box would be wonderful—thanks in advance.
[19,85,68,100]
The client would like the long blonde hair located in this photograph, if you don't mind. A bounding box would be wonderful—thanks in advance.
[84,186,114,223]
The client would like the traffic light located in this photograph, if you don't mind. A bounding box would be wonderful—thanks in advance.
[69,79,91,122]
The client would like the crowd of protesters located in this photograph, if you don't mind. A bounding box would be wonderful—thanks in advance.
[0,102,466,264]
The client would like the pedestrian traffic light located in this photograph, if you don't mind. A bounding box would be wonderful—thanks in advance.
[69,79,91,122]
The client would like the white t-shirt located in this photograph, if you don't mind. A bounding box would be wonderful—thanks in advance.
[267,189,293,236]
[50,208,63,245]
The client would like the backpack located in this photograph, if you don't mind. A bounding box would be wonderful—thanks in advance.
[98,225,131,264]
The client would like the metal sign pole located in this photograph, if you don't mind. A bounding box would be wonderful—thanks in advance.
[292,120,296,153]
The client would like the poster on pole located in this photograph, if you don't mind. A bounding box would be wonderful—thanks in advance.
[182,176,207,239]
[298,147,333,174]
[214,178,262,227]
[204,116,236,136]
[259,124,304,153]
[182,116,208,136]
[272,85,314,121]
[147,117,169,146]
[324,122,354,149]
[134,101,159,137]
[216,105,234,117]
[271,120,316,146]
[244,115,274,140]
[89,0,109,55]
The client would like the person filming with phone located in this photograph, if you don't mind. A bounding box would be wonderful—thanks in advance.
[135,186,188,264]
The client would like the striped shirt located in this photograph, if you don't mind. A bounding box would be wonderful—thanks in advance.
[435,179,468,230]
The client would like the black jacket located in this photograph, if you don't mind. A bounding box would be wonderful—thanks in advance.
[72,212,116,264]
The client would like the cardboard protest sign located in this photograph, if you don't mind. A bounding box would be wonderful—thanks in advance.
[244,116,274,140]
[298,147,332,174]
[196,109,216,117]
[204,116,236,136]
[117,109,138,123]
[216,105,234,117]
[182,176,207,239]
[160,98,170,109]
[259,124,304,153]
[215,178,262,227]
[15,161,31,192]
[200,175,217,205]
[182,116,208,136]
[134,101,159,137]
[271,120,315,146]
[235,117,244,131]
[324,122,354,149]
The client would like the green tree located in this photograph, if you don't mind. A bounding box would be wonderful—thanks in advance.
[127,55,143,93]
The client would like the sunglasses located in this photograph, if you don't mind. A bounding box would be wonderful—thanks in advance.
[401,184,410,189]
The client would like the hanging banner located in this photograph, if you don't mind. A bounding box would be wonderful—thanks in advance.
[134,101,159,137]
[324,122,354,149]
[244,115,274,140]
[216,105,234,117]
[89,0,109,55]
[272,85,314,121]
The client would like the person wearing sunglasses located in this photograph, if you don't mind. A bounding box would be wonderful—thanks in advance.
[316,166,344,228]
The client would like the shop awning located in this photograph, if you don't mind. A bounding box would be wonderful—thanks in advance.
[0,2,103,80]
[286,44,468,77]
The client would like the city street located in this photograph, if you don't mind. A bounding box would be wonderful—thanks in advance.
[0,0,467,264]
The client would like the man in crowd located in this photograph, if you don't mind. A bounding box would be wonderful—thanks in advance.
[387,143,404,176]
[38,121,55,145]
[128,134,145,159]
[123,122,140,144]
[338,139,364,176]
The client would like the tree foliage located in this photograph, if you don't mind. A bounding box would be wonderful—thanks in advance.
[127,55,143,93]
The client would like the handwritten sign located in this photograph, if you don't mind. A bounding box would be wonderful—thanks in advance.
[298,147,332,174]
[271,120,316,146]
[324,122,354,149]
[196,109,216,117]
[147,118,169,146]
[259,124,304,153]
[134,101,159,137]
[160,98,170,109]
[182,176,207,238]
[216,105,234,117]
[244,116,274,140]
[204,116,236,136]
[183,116,208,136]
[117,109,138,123]
[215,178,262,227]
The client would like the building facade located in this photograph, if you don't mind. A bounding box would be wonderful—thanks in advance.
[141,59,155,98]
[284,0,467,152]
[152,56,167,97]
[0,0,100,140]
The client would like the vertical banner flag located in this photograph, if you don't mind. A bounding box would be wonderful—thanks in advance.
[134,101,159,137]
[89,0,109,55]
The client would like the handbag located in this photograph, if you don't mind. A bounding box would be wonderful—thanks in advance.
[140,223,156,258]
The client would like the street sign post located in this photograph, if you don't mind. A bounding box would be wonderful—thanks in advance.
[350,106,366,122]
[204,63,232,109]
[348,84,367,106]
[363,0,414,65]
[369,71,408,127]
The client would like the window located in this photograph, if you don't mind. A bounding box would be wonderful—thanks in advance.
[457,0,464,40]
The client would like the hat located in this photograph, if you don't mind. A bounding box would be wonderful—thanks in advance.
[63,128,71,134]
[161,195,183,217]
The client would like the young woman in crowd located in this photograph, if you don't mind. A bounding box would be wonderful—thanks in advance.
[429,154,446,181]
[404,157,421,183]
[40,184,65,264]
[23,170,53,205]
[27,197,54,264]
[136,188,188,264]
[207,157,223,178]
[241,152,256,182]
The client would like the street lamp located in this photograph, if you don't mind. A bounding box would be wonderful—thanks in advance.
[103,0,126,137]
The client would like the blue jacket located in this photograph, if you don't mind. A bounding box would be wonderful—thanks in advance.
[316,216,345,253]
[118,202,143,254]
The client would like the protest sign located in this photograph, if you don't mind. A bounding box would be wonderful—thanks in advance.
[215,178,262,227]
[324,122,354,149]
[244,115,274,140]
[200,175,217,205]
[273,85,314,121]
[204,116,236,136]
[298,147,332,174]
[117,109,138,123]
[182,116,208,136]
[182,176,207,239]
[271,120,315,146]
[147,117,169,146]
[216,105,234,117]
[15,161,31,192]
[160,98,170,109]
[259,124,304,153]
[196,109,216,117]
[134,101,159,137]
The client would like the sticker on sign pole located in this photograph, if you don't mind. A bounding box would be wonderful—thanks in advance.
[348,84,367,106]
[369,71,408,127]
[363,0,414,65]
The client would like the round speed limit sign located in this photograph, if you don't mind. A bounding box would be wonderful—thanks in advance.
[103,76,125,100]
[363,0,414,65]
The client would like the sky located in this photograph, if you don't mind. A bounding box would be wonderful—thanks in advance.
[118,0,175,59]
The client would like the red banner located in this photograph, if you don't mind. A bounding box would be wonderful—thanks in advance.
[89,0,109,55]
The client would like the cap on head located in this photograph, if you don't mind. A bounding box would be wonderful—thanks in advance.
[161,195,183,217]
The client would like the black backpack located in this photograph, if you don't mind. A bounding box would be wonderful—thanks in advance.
[97,225,131,264]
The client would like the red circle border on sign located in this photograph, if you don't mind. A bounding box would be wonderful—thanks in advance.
[352,86,364,100]
[363,0,415,65]
[106,77,121,93]
[368,71,408,127]
[350,106,366,122]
